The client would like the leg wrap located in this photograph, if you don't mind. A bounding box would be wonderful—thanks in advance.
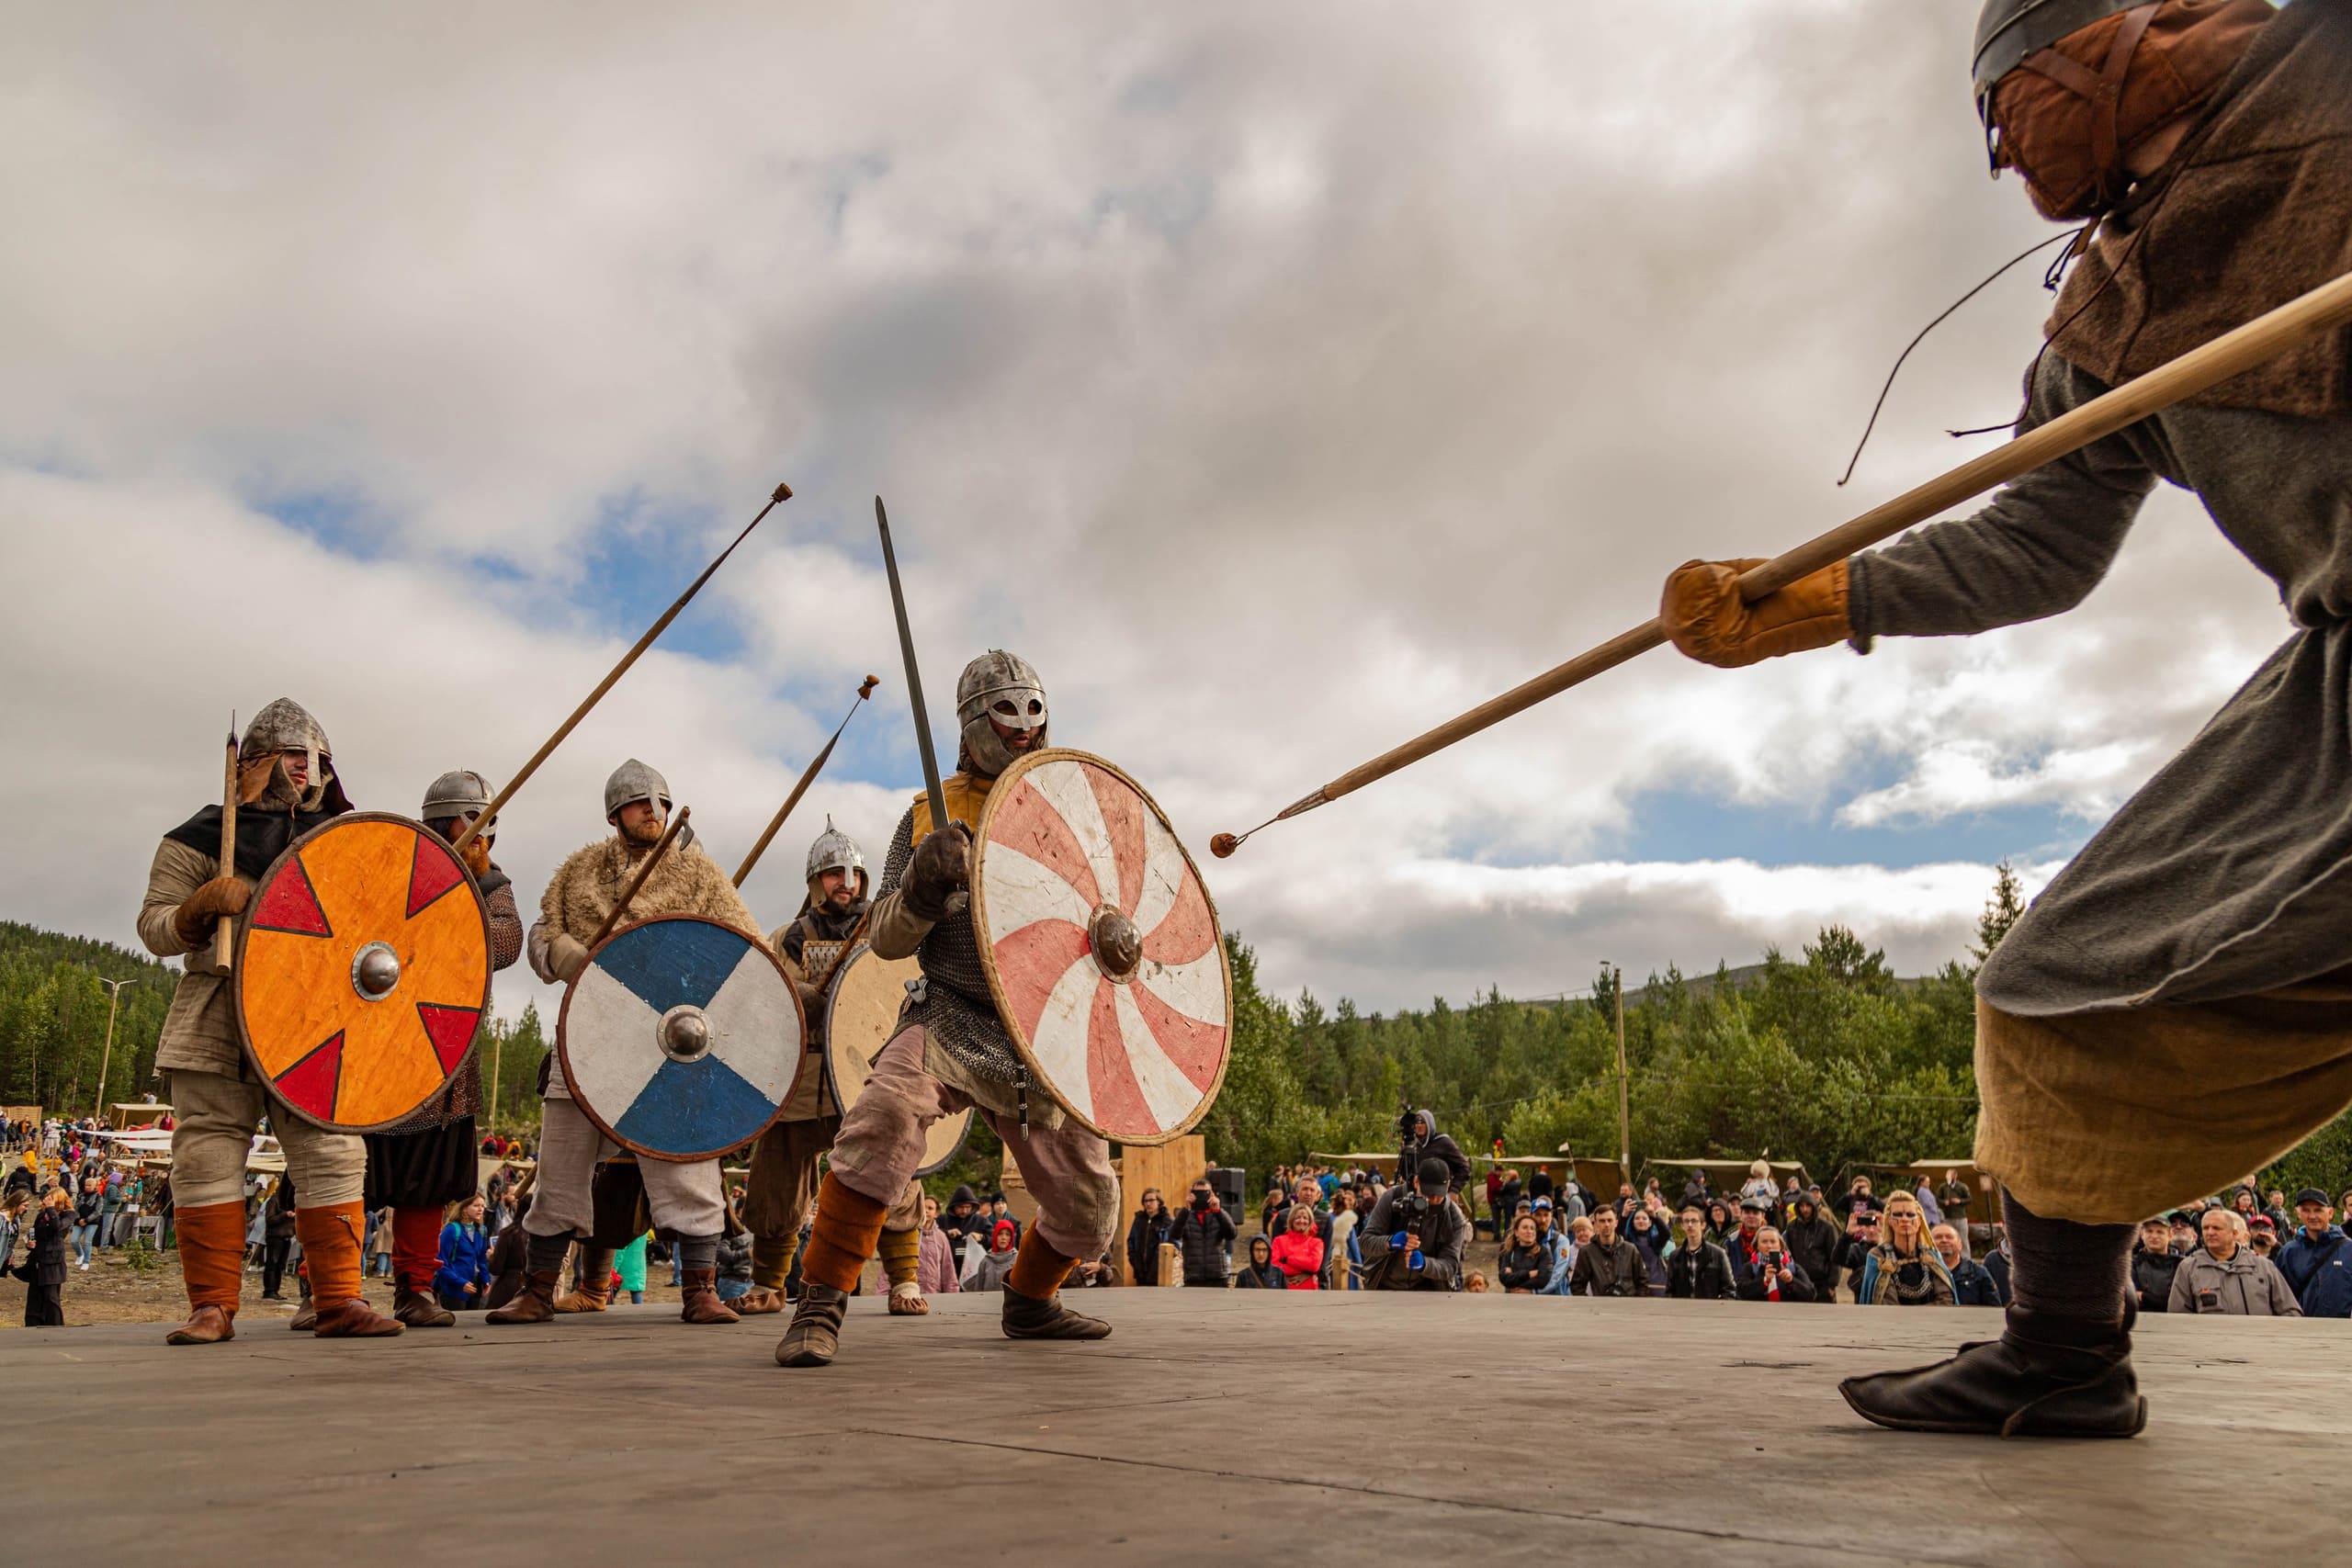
[390,1205,442,1292]
[801,1173,887,1295]
[2002,1186,2132,1323]
[293,1201,368,1308]
[175,1200,247,1314]
[1005,1228,1075,1300]
[876,1224,922,1289]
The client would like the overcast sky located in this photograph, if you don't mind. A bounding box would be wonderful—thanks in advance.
[1,3,2297,1025]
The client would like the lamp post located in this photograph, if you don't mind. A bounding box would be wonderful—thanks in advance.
[94,976,138,1120]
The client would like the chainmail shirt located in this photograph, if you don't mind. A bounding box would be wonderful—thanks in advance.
[879,807,1027,1089]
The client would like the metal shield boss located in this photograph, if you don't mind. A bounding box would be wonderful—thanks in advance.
[559,914,806,1161]
[823,943,971,1174]
[234,813,492,1132]
[969,748,1233,1145]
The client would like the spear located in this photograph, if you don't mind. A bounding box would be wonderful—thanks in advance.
[733,676,881,888]
[587,806,692,950]
[215,712,238,971]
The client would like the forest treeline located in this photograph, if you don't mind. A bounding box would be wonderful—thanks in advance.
[9,863,2348,1198]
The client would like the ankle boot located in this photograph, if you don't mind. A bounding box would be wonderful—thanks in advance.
[1838,1303,2144,1438]
[775,1284,848,1367]
[394,1282,456,1328]
[1001,1282,1112,1341]
[288,1295,317,1332]
[164,1303,235,1346]
[312,1296,405,1337]
[164,1200,244,1346]
[486,1269,561,1325]
[680,1267,741,1325]
[553,1248,615,1313]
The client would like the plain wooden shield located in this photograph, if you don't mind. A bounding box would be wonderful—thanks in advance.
[558,914,806,1162]
[234,812,491,1133]
[969,748,1232,1145]
[824,943,970,1174]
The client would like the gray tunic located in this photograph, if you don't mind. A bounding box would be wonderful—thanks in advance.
[1849,352,2352,1016]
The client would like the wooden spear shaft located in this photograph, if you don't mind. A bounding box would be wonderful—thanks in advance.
[450,482,791,856]
[732,676,880,888]
[214,716,238,970]
[1213,266,2352,855]
[588,806,691,950]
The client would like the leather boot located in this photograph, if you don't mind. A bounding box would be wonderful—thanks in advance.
[394,1282,457,1328]
[679,1267,741,1324]
[888,1280,930,1315]
[486,1269,561,1324]
[312,1297,405,1337]
[164,1200,244,1346]
[733,1285,787,1315]
[1838,1303,2145,1438]
[553,1247,615,1313]
[295,1201,401,1337]
[775,1283,848,1367]
[288,1296,318,1332]
[1001,1282,1113,1341]
[164,1303,235,1346]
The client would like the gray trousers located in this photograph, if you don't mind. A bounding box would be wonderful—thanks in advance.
[169,1069,364,1210]
[523,1097,723,1240]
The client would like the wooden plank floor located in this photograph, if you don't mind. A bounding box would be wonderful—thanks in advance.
[5,1291,2335,1565]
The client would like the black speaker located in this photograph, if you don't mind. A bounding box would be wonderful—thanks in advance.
[1205,1167,1247,1211]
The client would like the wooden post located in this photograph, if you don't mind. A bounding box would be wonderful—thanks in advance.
[487,1021,503,1134]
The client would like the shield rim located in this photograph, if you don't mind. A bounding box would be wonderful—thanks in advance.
[557,912,808,1164]
[822,942,972,1176]
[968,746,1233,1147]
[232,810,492,1135]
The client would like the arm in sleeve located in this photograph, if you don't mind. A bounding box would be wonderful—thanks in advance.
[2267,1260,2304,1316]
[1854,1255,1882,1304]
[2168,1261,2198,1314]
[865,809,933,961]
[526,917,562,985]
[483,882,525,973]
[1782,1263,1819,1303]
[137,839,217,960]
[1849,357,2157,642]
[773,928,821,1009]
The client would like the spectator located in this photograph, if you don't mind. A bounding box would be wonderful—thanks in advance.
[1837,1208,1883,1300]
[614,1231,648,1305]
[1399,1110,1472,1193]
[1541,1216,1589,1296]
[1270,1202,1325,1290]
[714,1227,753,1304]
[20,1187,71,1325]
[1680,1168,1711,1207]
[1482,1165,1504,1233]
[1170,1179,1238,1288]
[1723,1198,1770,1290]
[1625,1207,1669,1293]
[71,1175,100,1270]
[2247,1214,2281,1263]
[1125,1189,1173,1287]
[2167,1210,2201,1257]
[1781,1195,1839,1302]
[937,1185,984,1260]
[1568,1205,1645,1298]
[1495,1168,1523,1232]
[1854,1195,1955,1305]
[1327,1188,1360,1290]
[1234,1235,1285,1289]
[1464,1270,1491,1293]
[1528,1164,1556,1206]
[1498,1214,1548,1293]
[261,1178,298,1303]
[2275,1190,2352,1318]
[1665,1203,1734,1300]
[434,1195,492,1312]
[1835,1175,1875,1219]
[1704,1197,1735,1244]
[2171,1210,2299,1315]
[2131,1216,2184,1314]
[1358,1156,1466,1292]
[1932,1224,2002,1306]
[969,1219,1020,1292]
[1736,1225,1818,1303]
[1737,1160,1778,1213]
[1937,1170,1974,1237]
[988,1195,1020,1244]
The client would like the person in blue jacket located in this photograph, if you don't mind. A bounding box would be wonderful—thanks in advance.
[434,1194,492,1313]
[2276,1189,2352,1318]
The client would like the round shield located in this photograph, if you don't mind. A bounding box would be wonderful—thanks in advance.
[969,748,1233,1145]
[234,812,492,1133]
[558,914,806,1162]
[824,943,971,1174]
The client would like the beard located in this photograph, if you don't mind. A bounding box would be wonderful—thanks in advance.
[623,813,666,846]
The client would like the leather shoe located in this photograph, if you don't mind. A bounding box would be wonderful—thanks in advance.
[1001,1283,1111,1341]
[775,1284,847,1367]
[1839,1304,2145,1438]
[311,1298,405,1337]
[165,1303,235,1346]
[394,1284,456,1328]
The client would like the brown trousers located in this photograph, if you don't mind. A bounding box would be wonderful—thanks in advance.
[1976,972,2352,1224]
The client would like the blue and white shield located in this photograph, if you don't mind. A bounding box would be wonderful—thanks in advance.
[556,914,806,1162]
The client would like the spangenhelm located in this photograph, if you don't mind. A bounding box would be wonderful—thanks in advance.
[603,758,672,823]
[956,649,1047,777]
[240,698,339,811]
[805,815,865,892]
[421,769,496,833]
[1972,0,2147,164]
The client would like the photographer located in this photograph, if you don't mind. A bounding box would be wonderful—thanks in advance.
[1734,1226,1817,1303]
[1396,1110,1472,1196]
[1358,1156,1466,1292]
[1168,1178,1238,1288]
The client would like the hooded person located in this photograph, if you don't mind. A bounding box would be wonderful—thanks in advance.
[1356,1157,1467,1292]
[1660,0,2352,1438]
[138,699,401,1342]
[1781,1194,1842,1303]
[776,652,1119,1367]
[362,770,525,1329]
[735,819,929,1316]
[488,760,769,1327]
[1398,1108,1472,1194]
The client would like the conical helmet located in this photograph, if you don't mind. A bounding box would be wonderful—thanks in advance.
[956,649,1047,776]
[239,698,340,811]
[805,815,865,891]
[603,759,671,822]
[421,769,496,833]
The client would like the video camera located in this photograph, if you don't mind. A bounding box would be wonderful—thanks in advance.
[1396,1100,1425,1171]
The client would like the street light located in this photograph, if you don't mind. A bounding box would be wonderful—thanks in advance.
[94,976,139,1120]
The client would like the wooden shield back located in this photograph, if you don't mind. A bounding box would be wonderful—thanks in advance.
[558,914,806,1163]
[234,812,491,1133]
[968,748,1233,1146]
[824,943,970,1174]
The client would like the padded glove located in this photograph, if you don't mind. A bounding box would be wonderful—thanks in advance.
[172,876,250,948]
[548,932,591,984]
[902,822,971,922]
[1661,557,1851,669]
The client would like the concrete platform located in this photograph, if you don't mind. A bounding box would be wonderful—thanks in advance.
[5,1292,2338,1565]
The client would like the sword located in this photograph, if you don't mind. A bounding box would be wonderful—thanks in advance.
[876,496,951,840]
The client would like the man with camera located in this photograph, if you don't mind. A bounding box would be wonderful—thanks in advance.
[1168,1178,1238,1289]
[1396,1109,1472,1196]
[1358,1157,1465,1292]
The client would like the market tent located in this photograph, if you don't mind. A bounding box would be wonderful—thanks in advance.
[1642,1156,1811,1195]
[110,1102,172,1126]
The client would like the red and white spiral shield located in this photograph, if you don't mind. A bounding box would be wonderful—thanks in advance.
[973,750,1232,1144]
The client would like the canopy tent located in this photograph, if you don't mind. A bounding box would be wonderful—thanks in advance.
[110,1102,172,1126]
[1641,1156,1811,1194]
[1306,1153,1406,1172]
[96,1128,284,1173]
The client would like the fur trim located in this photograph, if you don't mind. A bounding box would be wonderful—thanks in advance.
[540,836,772,954]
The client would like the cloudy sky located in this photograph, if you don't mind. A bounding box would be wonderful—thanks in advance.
[1,2,2296,1023]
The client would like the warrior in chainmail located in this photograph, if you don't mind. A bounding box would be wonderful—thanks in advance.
[736,820,931,1317]
[777,651,1118,1368]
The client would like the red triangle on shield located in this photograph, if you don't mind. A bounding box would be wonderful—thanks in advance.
[277,1032,345,1122]
[415,1003,480,1075]
[253,856,332,937]
[406,833,466,918]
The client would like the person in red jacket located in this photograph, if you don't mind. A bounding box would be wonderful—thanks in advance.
[1269,1202,1325,1290]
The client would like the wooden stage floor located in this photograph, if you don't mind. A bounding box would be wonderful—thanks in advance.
[6,1290,2335,1565]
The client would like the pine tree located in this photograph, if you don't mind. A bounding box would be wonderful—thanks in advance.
[1973,862,2026,964]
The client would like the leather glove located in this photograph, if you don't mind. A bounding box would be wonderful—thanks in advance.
[1660,557,1852,669]
[171,876,250,948]
[458,836,492,882]
[901,823,971,922]
[548,932,591,985]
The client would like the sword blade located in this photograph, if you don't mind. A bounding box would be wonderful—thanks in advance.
[876,496,950,837]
